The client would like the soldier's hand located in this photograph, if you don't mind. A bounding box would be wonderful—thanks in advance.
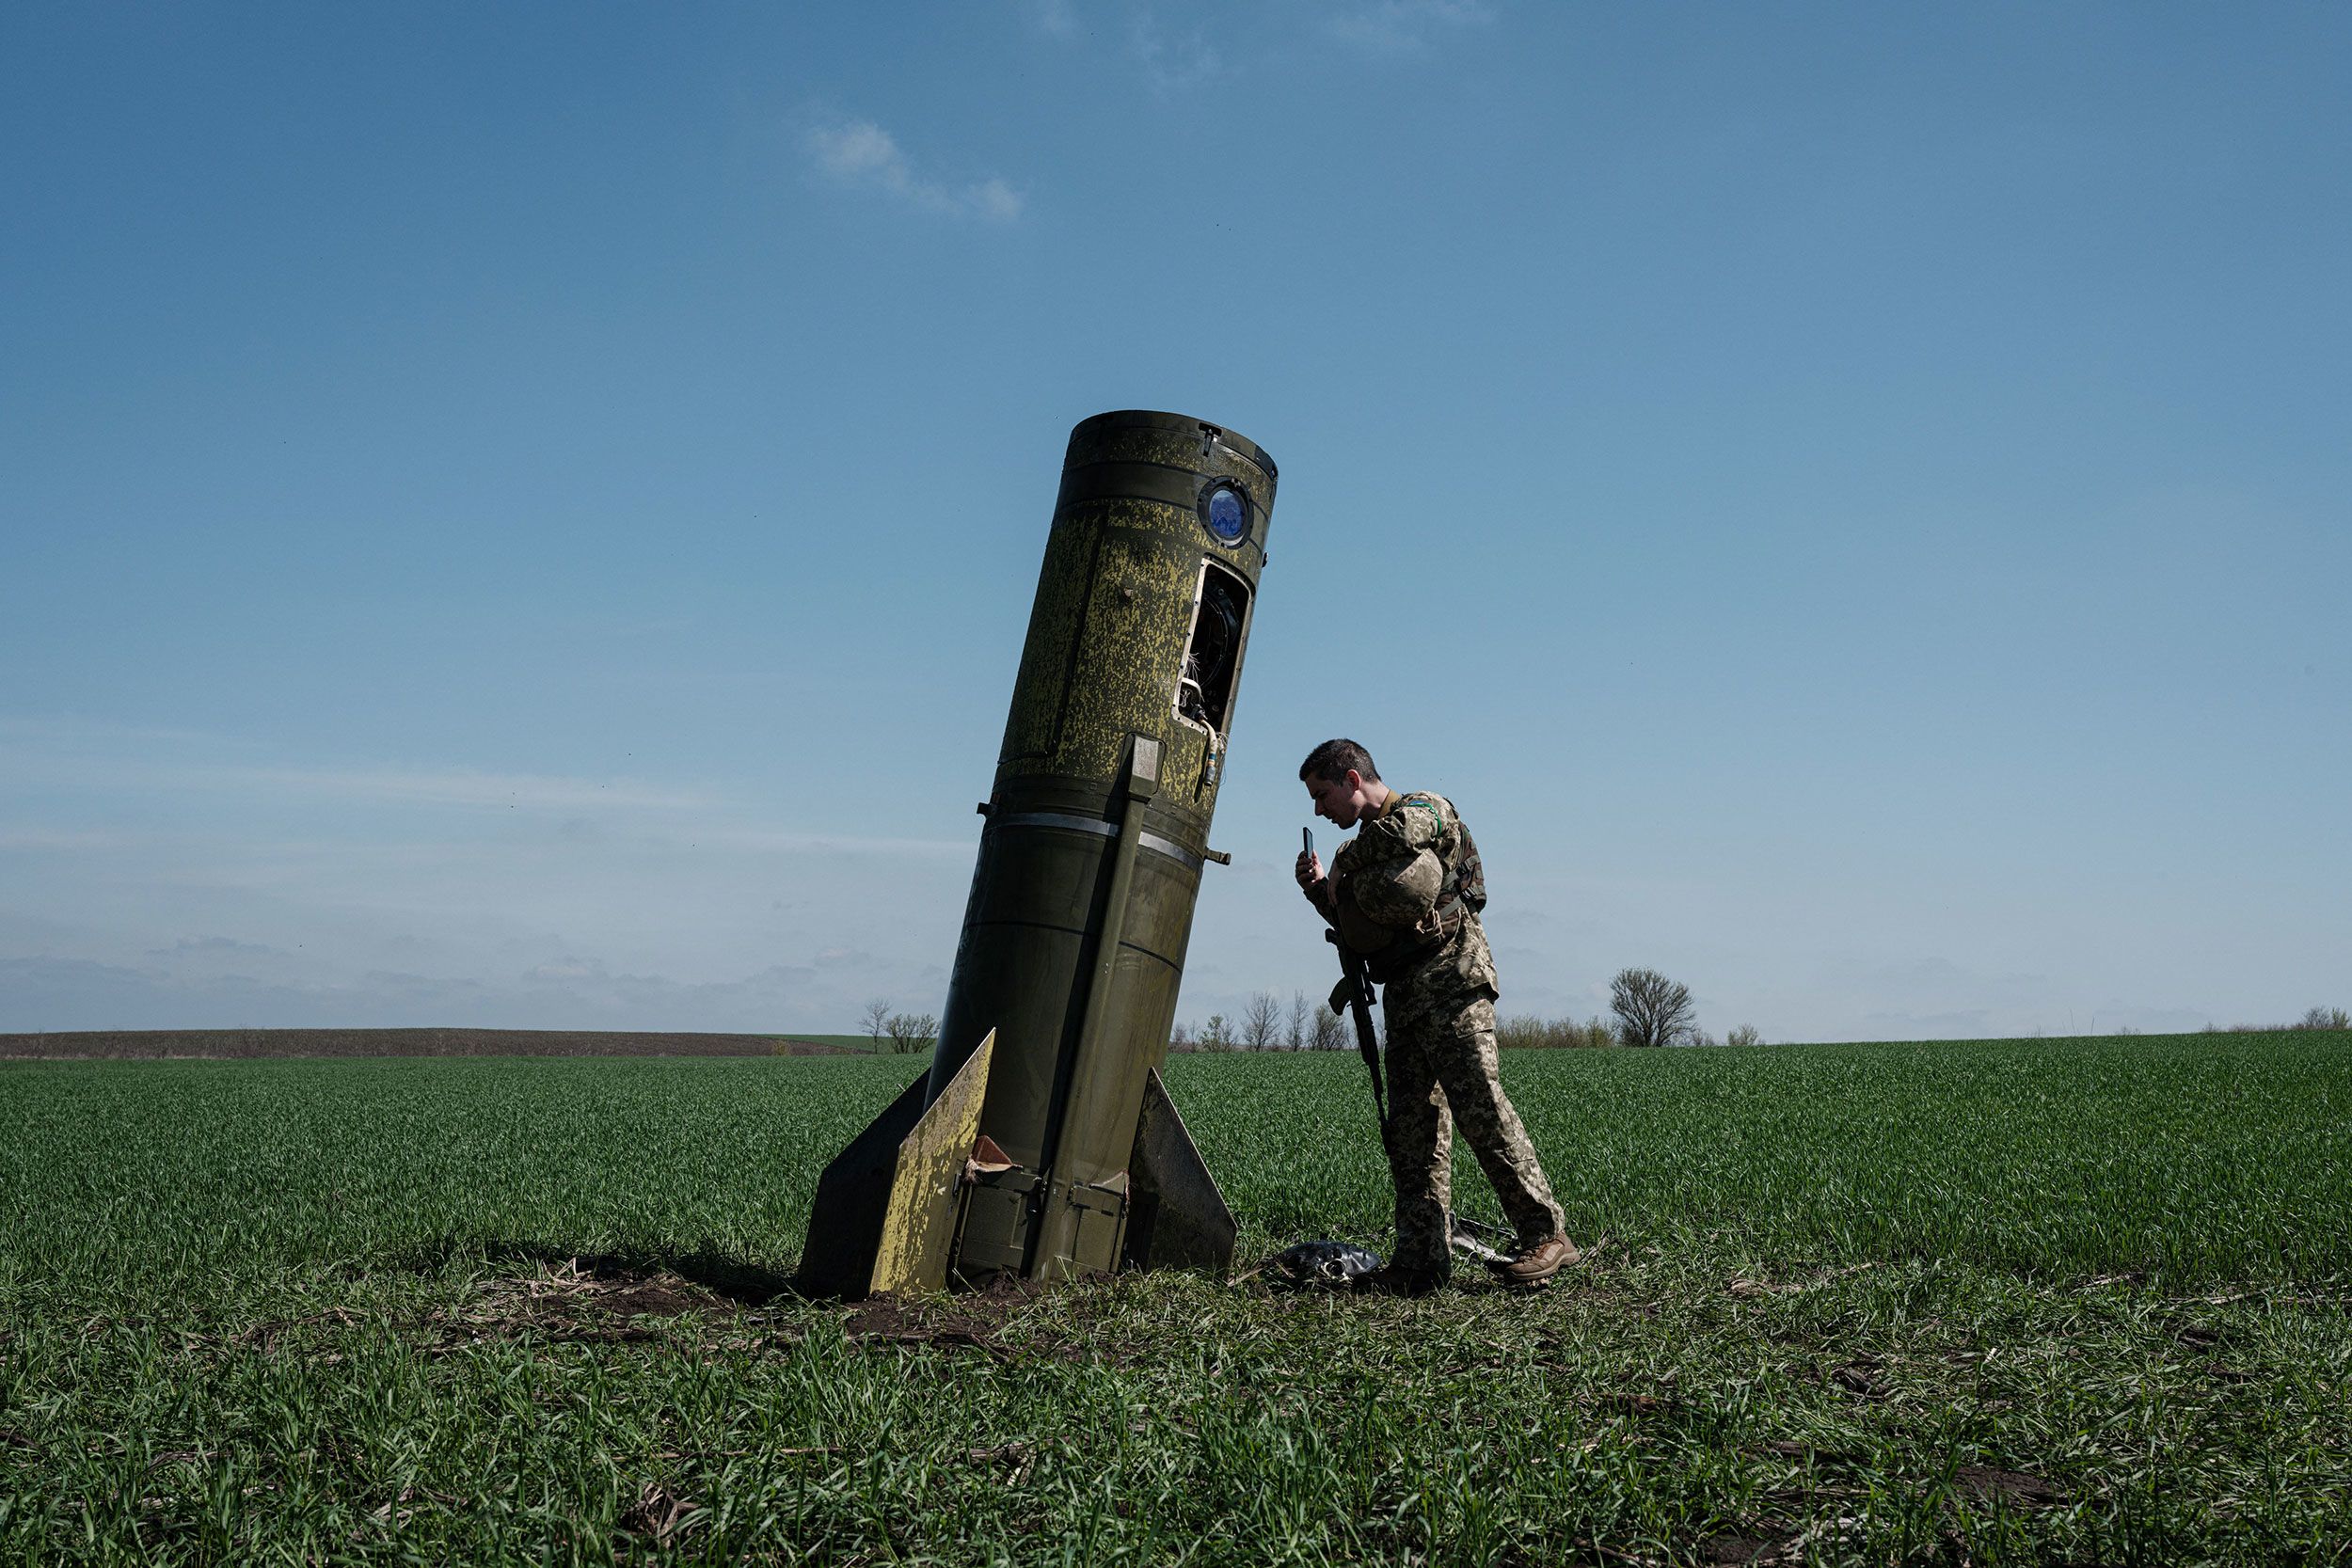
[1295,849,1325,891]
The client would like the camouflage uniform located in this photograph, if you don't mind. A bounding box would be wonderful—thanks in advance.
[1324,791,1565,1276]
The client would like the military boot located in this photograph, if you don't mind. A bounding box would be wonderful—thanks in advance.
[1486,1235,1578,1290]
[1352,1264,1447,1298]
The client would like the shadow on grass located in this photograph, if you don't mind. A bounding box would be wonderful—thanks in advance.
[397,1237,804,1307]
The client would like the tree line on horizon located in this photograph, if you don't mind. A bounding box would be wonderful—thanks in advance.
[856,986,2349,1057]
[1168,968,1761,1053]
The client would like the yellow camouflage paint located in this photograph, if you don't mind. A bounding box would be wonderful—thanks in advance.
[996,499,1253,820]
[867,1029,996,1295]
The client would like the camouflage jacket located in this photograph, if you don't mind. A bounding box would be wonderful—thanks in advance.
[1325,790,1497,995]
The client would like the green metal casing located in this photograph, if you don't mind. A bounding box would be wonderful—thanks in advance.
[794,410,1271,1296]
[928,410,1276,1280]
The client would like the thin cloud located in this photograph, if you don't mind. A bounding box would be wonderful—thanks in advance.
[158,765,710,813]
[1321,0,1491,53]
[0,715,218,746]
[805,119,1025,222]
[0,830,128,851]
[1021,0,1078,38]
[693,825,971,859]
[0,723,715,814]
[1019,1,1486,90]
[1126,10,1220,91]
[148,936,285,959]
[1017,0,1209,88]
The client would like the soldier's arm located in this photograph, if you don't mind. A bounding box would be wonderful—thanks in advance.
[1295,848,1338,924]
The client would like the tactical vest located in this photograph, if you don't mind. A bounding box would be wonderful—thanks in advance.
[1430,793,1487,917]
[1346,791,1486,981]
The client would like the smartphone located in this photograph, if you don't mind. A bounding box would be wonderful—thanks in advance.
[1302,827,1315,860]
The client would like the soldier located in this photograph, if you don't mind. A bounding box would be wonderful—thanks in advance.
[1294,738,1577,1295]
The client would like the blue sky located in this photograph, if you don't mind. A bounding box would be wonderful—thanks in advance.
[4,1,2344,1041]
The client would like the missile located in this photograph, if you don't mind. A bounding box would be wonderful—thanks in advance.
[797,410,1277,1295]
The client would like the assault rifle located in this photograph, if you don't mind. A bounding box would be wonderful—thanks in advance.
[1308,827,1386,1131]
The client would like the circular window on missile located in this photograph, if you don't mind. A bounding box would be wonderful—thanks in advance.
[1202,483,1248,545]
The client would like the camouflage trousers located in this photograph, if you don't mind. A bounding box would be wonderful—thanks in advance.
[1381,985,1565,1275]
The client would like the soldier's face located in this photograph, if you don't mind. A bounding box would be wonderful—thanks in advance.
[1305,770,1374,828]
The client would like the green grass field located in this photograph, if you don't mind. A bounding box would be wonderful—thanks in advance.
[5,1033,2350,1564]
[787,1034,915,1055]
[0,1029,882,1060]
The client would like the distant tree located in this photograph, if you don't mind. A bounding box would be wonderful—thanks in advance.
[1168,1021,1192,1053]
[2299,1006,2351,1031]
[1612,968,1695,1048]
[1496,1015,1549,1051]
[1724,1024,1763,1049]
[884,1011,938,1054]
[1311,1003,1348,1052]
[1500,1015,1621,1049]
[1241,990,1283,1051]
[1197,1013,1235,1052]
[1286,990,1310,1051]
[861,998,893,1053]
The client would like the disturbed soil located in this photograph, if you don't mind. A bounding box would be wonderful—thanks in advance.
[426,1259,1122,1372]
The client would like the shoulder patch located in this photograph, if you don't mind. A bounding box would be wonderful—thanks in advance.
[1379,793,1448,849]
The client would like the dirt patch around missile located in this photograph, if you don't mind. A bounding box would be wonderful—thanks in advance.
[839,1274,1073,1362]
[432,1256,745,1349]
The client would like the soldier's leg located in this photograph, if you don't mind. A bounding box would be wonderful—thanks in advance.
[1380,996,1454,1275]
[1426,994,1566,1246]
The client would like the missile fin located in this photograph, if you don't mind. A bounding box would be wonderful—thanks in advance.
[797,1029,998,1298]
[1120,1067,1235,1274]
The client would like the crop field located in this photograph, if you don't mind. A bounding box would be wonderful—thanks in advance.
[0,1030,868,1061]
[4,1032,2350,1564]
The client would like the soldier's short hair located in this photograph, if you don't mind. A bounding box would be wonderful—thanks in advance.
[1299,738,1379,784]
